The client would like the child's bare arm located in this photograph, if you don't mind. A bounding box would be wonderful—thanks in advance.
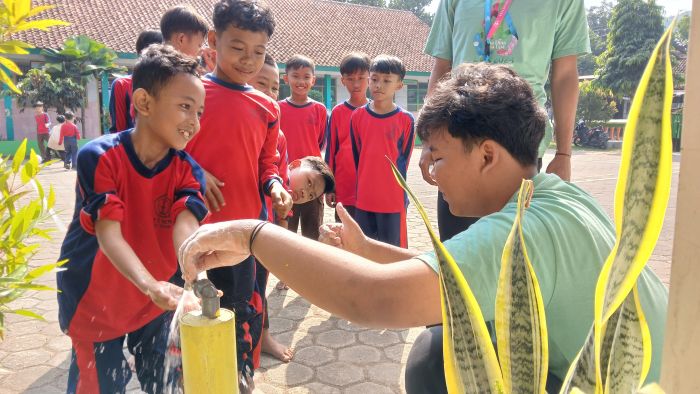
[173,210,200,253]
[95,219,182,310]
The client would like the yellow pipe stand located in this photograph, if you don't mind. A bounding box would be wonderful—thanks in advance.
[180,308,238,393]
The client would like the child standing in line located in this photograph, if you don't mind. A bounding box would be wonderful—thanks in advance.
[183,0,292,383]
[47,114,66,161]
[325,52,370,221]
[33,101,50,161]
[59,111,81,170]
[351,55,415,248]
[57,45,208,393]
[278,54,328,242]
[108,29,163,133]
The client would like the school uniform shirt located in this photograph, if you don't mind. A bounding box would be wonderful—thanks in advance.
[351,105,415,213]
[35,113,50,134]
[278,98,327,161]
[326,101,360,207]
[266,130,290,223]
[109,75,134,133]
[185,74,282,223]
[59,122,80,145]
[425,0,590,157]
[57,130,208,342]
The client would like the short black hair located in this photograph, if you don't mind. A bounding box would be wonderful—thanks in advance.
[286,54,315,73]
[33,101,43,107]
[56,114,65,123]
[213,0,275,37]
[300,156,335,194]
[136,29,163,54]
[370,55,406,80]
[132,44,200,98]
[160,5,208,41]
[340,52,370,76]
[64,111,74,120]
[416,63,546,166]
[264,53,276,67]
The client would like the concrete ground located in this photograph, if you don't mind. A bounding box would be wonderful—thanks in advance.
[0,147,679,393]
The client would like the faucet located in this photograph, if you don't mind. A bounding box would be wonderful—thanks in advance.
[192,279,220,319]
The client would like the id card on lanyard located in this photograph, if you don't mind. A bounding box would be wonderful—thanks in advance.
[474,0,519,61]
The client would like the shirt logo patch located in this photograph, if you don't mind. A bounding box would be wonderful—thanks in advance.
[154,195,173,227]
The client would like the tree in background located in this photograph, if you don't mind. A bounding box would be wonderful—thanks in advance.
[578,1,613,76]
[41,35,124,127]
[597,0,664,101]
[576,80,617,127]
[14,69,83,114]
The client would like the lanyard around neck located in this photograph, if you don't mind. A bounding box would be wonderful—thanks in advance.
[484,0,514,40]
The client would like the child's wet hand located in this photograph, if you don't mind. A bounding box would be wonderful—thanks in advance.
[146,281,184,311]
[203,170,225,212]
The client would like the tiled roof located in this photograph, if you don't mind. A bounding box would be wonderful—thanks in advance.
[16,0,434,73]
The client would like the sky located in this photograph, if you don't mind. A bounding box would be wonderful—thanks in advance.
[426,0,693,15]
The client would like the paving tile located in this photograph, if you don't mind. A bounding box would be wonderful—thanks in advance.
[316,330,356,349]
[294,345,335,367]
[263,362,314,386]
[358,330,400,348]
[317,362,363,387]
[337,345,381,363]
[344,382,395,394]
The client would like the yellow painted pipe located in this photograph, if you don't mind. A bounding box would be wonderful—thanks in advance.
[180,308,238,393]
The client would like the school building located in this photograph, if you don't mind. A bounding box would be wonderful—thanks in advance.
[0,0,433,145]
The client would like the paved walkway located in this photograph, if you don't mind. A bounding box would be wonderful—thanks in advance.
[0,148,678,393]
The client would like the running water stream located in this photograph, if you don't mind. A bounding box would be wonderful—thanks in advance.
[163,288,199,393]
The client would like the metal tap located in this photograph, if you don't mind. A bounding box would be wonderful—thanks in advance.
[193,279,220,319]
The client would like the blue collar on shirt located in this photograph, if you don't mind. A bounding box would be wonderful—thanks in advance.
[365,103,401,119]
[204,73,253,92]
[120,130,175,178]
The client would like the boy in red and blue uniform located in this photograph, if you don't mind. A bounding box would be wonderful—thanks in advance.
[325,52,370,221]
[351,55,415,248]
[279,54,328,241]
[184,0,292,380]
[57,45,208,394]
[108,29,163,133]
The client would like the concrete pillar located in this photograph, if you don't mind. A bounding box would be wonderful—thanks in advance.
[660,1,700,392]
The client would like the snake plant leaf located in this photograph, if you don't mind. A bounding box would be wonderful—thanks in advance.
[636,384,665,394]
[604,286,651,394]
[593,20,675,390]
[388,159,504,393]
[495,179,548,394]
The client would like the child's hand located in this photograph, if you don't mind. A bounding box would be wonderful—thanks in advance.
[146,281,185,311]
[270,182,293,218]
[325,193,336,207]
[276,218,289,229]
[203,169,226,212]
[200,47,217,73]
[418,148,437,186]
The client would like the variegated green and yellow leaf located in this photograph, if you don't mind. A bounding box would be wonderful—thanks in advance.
[388,159,504,393]
[604,287,651,394]
[592,21,675,391]
[495,179,548,394]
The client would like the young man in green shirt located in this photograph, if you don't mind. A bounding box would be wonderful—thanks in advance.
[422,0,591,241]
[179,63,668,392]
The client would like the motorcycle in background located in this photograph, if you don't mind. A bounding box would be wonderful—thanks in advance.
[573,120,609,149]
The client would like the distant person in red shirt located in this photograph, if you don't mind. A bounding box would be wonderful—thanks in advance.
[108,29,163,133]
[57,45,208,394]
[351,55,415,248]
[59,111,81,170]
[279,54,328,242]
[33,101,50,161]
[184,0,292,382]
[325,52,370,222]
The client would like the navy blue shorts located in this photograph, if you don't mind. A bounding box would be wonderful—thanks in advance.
[354,208,407,248]
[67,311,174,394]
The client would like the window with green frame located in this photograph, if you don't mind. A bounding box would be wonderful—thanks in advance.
[279,75,337,107]
[406,81,428,112]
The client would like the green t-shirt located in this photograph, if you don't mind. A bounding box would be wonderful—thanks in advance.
[417,173,668,382]
[424,0,591,157]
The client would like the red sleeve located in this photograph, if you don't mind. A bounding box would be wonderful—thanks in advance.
[171,155,209,224]
[325,110,336,171]
[277,131,289,186]
[59,124,66,145]
[76,148,125,235]
[114,80,129,132]
[350,113,361,169]
[317,104,328,151]
[259,101,282,192]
